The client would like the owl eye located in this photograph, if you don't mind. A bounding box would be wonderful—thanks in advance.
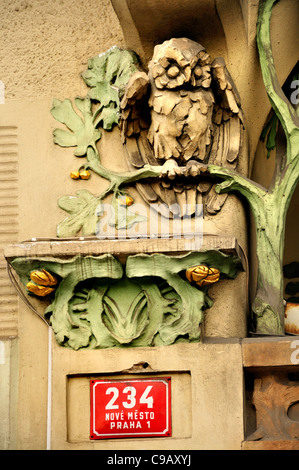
[167,65,180,78]
[193,65,202,78]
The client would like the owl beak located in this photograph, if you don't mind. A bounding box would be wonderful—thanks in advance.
[183,66,192,82]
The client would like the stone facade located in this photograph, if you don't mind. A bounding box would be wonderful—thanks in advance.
[0,0,298,450]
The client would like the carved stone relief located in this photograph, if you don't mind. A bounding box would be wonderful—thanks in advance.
[7,2,292,343]
[121,37,244,217]
[4,37,248,347]
[10,250,241,350]
[50,39,245,239]
[248,373,299,442]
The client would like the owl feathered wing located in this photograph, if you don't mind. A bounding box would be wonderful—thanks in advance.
[120,60,244,218]
[205,57,244,214]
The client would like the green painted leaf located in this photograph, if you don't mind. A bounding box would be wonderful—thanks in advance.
[95,103,120,130]
[88,82,119,108]
[102,279,148,344]
[108,197,147,230]
[81,47,140,130]
[57,190,101,237]
[260,110,279,159]
[52,129,78,148]
[51,98,102,157]
[265,114,278,159]
[51,98,83,131]
[82,47,139,100]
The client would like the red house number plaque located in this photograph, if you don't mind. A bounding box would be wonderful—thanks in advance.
[90,377,171,439]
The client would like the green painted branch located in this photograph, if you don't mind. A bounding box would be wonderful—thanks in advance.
[209,165,267,216]
[206,1,299,335]
[251,201,287,334]
[270,155,299,209]
[253,243,284,333]
[207,161,298,335]
[85,147,162,196]
[251,158,299,332]
[257,0,299,149]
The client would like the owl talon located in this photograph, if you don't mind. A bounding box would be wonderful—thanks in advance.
[184,160,208,177]
[160,159,183,180]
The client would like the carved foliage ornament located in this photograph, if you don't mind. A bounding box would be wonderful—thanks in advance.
[11,251,241,350]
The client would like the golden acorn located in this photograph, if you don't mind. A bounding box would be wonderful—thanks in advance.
[186,265,220,287]
[30,269,58,286]
[79,170,91,180]
[119,195,134,206]
[26,281,56,297]
[70,170,80,180]
[125,196,134,206]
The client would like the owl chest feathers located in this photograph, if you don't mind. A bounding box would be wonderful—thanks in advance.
[147,87,215,162]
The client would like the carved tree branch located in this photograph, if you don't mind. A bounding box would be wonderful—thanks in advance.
[206,0,299,335]
[257,0,299,156]
[84,147,162,197]
[209,165,267,213]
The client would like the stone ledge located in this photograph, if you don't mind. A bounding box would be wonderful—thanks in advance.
[242,440,299,450]
[242,336,299,369]
[3,235,245,265]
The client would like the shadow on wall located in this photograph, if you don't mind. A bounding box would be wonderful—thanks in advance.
[110,0,230,65]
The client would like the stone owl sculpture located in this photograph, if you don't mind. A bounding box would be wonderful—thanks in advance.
[120,37,244,217]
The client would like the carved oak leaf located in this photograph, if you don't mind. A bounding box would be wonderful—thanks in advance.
[109,195,147,230]
[57,189,100,237]
[94,102,120,131]
[51,97,102,156]
[82,48,139,101]
[82,47,140,130]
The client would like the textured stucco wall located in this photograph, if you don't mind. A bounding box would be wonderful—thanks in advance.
[0,0,124,450]
[0,0,298,451]
[0,0,124,100]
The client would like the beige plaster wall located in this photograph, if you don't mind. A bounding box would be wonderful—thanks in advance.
[0,0,297,451]
[0,338,18,450]
[0,0,125,100]
[50,339,244,450]
[0,0,124,450]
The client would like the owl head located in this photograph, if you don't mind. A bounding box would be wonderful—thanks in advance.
[149,37,212,90]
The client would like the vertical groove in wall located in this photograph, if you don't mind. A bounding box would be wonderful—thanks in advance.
[0,126,18,338]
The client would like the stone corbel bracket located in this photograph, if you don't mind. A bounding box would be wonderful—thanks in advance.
[110,0,236,66]
[242,338,299,450]
[4,237,245,350]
